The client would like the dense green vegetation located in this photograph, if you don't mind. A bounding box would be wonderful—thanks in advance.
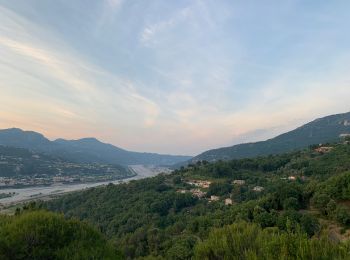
[194,222,350,259]
[312,171,350,225]
[44,139,350,259]
[0,210,121,259]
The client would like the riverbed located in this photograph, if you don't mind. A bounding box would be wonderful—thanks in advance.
[0,165,169,207]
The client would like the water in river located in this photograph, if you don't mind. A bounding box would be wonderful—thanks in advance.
[0,165,167,206]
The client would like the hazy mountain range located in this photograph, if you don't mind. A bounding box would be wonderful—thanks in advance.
[0,128,192,166]
[1,112,349,167]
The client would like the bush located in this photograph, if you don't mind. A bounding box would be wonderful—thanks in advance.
[207,182,232,196]
[0,210,120,260]
[283,197,300,210]
[335,206,350,225]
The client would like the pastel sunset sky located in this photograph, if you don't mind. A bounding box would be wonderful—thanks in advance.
[0,0,349,155]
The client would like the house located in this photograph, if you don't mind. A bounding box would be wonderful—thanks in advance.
[209,195,220,202]
[186,180,211,188]
[233,180,245,185]
[190,189,206,198]
[225,198,233,205]
[253,186,264,192]
[314,146,333,154]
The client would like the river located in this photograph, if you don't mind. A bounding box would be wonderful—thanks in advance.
[0,165,169,207]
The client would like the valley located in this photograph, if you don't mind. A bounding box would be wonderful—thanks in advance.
[2,2,349,258]
[1,113,350,259]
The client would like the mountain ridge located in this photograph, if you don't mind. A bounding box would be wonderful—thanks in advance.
[0,128,192,166]
[188,111,350,163]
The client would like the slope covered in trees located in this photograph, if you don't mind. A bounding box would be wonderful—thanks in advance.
[0,145,132,180]
[194,222,350,259]
[189,111,350,163]
[44,138,350,259]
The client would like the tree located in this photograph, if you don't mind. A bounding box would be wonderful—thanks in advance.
[207,182,232,196]
[283,197,300,210]
[312,193,331,214]
[335,206,350,225]
[0,210,120,260]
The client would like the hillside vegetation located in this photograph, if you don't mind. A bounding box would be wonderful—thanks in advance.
[195,222,349,259]
[44,137,350,259]
[0,145,134,188]
[191,112,350,163]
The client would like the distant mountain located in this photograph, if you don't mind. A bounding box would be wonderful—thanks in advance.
[0,145,131,179]
[190,112,350,163]
[0,128,192,166]
[0,128,52,151]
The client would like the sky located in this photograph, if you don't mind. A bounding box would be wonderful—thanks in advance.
[0,0,350,155]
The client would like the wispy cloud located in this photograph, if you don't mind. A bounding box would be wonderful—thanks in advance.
[0,5,160,141]
[0,1,350,154]
[140,7,191,45]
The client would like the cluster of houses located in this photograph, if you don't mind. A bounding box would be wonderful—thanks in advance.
[185,179,212,188]
[178,188,206,198]
[314,146,333,154]
[0,176,51,187]
[0,152,130,187]
[232,179,264,192]
[176,178,268,205]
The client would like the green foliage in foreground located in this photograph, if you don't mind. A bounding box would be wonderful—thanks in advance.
[0,210,121,260]
[195,222,350,260]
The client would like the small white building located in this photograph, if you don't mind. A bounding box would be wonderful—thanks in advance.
[314,146,333,153]
[209,195,220,202]
[186,180,211,188]
[233,180,245,185]
[253,186,264,192]
[225,198,233,205]
[190,189,206,198]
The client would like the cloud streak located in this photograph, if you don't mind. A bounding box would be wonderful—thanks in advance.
[0,5,161,144]
[0,1,350,154]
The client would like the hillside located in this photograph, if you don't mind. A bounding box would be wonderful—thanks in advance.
[190,112,350,163]
[0,128,192,166]
[44,138,350,259]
